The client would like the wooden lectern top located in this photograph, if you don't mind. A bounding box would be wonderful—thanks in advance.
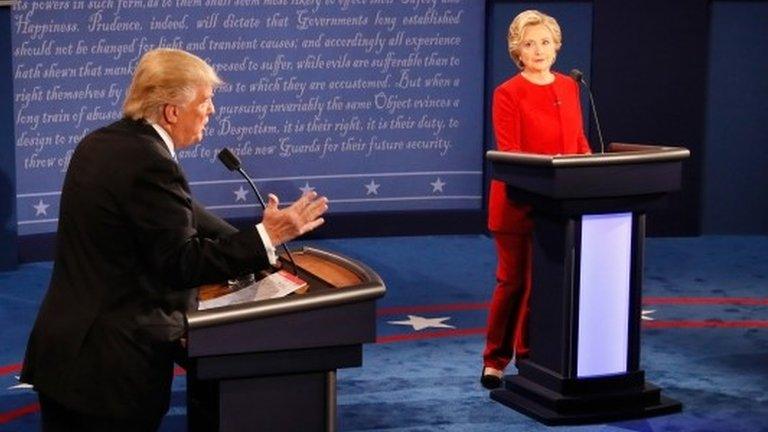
[188,246,385,330]
[289,250,363,288]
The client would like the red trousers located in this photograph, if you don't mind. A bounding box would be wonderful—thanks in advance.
[483,232,532,370]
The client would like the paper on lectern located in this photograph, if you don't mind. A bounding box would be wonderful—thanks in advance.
[197,270,308,311]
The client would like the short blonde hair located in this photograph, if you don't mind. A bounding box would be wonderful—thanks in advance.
[123,48,223,122]
[507,10,562,69]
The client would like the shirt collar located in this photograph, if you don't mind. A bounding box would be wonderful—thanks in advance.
[149,122,176,161]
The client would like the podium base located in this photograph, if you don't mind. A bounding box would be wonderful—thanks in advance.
[490,375,682,426]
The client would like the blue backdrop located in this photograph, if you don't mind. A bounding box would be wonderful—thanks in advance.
[12,1,486,236]
[703,1,768,234]
[1,5,17,269]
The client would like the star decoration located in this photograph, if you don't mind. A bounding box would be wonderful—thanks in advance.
[8,376,33,390]
[299,182,315,195]
[430,177,446,193]
[233,185,248,202]
[33,199,50,216]
[364,179,380,196]
[388,315,456,331]
[641,309,656,321]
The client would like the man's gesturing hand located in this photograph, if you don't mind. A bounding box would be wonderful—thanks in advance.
[262,191,328,246]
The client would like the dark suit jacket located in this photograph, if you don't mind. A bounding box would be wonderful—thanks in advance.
[21,118,270,420]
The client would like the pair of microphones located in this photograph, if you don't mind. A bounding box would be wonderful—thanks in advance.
[217,148,298,275]
[569,68,605,154]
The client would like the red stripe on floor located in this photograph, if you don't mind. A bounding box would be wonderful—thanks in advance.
[377,327,485,344]
[376,297,768,318]
[377,319,768,343]
[0,363,21,377]
[643,297,768,306]
[377,303,489,316]
[0,403,39,425]
[643,320,768,328]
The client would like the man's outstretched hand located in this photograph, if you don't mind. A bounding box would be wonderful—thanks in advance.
[262,191,328,246]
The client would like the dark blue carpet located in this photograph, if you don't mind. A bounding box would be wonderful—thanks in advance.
[1,235,767,431]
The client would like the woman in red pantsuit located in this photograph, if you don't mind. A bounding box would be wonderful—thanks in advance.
[482,10,591,389]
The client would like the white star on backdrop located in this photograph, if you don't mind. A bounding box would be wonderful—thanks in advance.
[299,182,315,195]
[33,199,50,216]
[388,315,456,331]
[364,179,380,195]
[430,177,446,193]
[641,309,656,321]
[233,185,248,202]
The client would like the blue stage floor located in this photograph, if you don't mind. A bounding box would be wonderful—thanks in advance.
[1,235,767,431]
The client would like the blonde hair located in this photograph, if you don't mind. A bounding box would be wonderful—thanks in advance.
[507,10,563,69]
[123,48,223,122]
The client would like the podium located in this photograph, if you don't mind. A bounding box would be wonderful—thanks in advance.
[485,143,689,425]
[185,247,386,432]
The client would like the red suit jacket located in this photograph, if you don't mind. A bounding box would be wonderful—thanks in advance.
[489,72,592,233]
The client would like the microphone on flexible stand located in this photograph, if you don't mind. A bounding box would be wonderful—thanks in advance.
[570,68,606,154]
[217,148,299,275]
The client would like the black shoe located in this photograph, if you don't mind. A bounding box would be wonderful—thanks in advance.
[481,367,503,390]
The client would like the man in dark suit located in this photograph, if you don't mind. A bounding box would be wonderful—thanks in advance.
[21,48,329,431]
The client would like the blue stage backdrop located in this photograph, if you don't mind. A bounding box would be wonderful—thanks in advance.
[12,0,486,236]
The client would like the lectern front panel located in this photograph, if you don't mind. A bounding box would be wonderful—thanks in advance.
[577,213,632,377]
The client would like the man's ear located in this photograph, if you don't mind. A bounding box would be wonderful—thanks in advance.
[162,104,178,125]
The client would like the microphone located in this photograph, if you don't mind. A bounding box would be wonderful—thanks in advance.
[217,148,298,275]
[570,68,606,154]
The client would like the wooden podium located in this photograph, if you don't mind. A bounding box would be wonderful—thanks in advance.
[485,143,689,425]
[185,247,386,432]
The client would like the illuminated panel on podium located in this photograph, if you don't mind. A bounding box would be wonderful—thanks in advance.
[577,213,632,378]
